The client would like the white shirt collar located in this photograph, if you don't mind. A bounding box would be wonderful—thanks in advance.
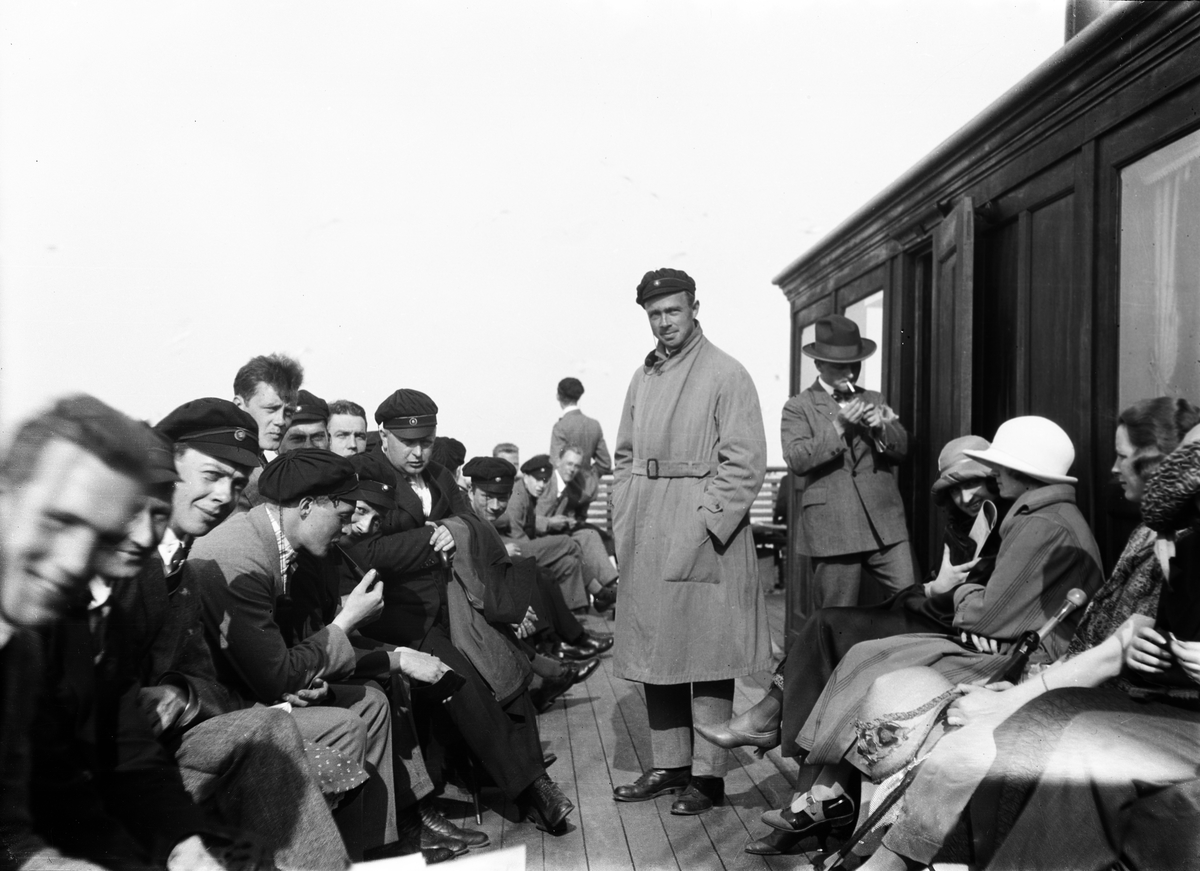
[559,404,579,418]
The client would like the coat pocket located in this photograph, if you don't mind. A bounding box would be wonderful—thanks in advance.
[801,488,827,507]
[662,507,720,584]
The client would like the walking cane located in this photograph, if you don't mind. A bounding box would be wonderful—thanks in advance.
[821,588,1089,870]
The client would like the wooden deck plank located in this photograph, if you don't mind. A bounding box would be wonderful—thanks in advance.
[658,804,726,870]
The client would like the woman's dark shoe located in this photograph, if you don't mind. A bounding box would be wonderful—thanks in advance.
[612,766,691,802]
[669,775,724,815]
[695,720,780,757]
[419,799,489,848]
[522,774,574,834]
[761,786,855,834]
[744,821,853,855]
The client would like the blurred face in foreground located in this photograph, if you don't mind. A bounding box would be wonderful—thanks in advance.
[94,493,173,580]
[0,439,145,628]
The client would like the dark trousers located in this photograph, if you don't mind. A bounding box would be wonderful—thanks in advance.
[528,564,585,644]
[779,592,948,757]
[416,625,544,800]
[809,540,915,609]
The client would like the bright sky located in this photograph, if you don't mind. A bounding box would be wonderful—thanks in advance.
[0,1,1065,465]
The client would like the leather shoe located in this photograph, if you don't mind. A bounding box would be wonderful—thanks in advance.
[419,799,489,848]
[571,657,599,683]
[522,774,573,834]
[554,637,602,661]
[531,665,578,713]
[592,583,618,612]
[744,829,805,855]
[583,631,613,653]
[421,824,468,857]
[612,766,691,802]
[586,627,613,641]
[670,775,724,815]
[761,788,855,834]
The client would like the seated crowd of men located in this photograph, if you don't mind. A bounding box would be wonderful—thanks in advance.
[0,356,620,870]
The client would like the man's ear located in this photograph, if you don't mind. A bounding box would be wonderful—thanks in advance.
[232,395,248,411]
[298,494,315,519]
[379,430,389,456]
[692,298,700,317]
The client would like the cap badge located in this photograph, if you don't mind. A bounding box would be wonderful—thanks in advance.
[409,417,418,425]
[235,429,247,441]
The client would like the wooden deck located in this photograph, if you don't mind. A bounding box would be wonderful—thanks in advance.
[438,589,813,871]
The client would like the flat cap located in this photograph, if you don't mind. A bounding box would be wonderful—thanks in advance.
[375,389,438,438]
[636,267,696,306]
[348,451,398,512]
[463,456,516,496]
[258,448,367,503]
[155,398,261,468]
[432,436,466,471]
[521,454,554,481]
[290,389,329,425]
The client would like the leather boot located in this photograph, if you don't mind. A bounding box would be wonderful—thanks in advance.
[522,774,574,834]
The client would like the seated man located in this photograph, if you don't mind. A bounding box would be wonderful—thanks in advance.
[492,442,520,469]
[462,456,610,667]
[527,451,619,612]
[94,404,357,870]
[498,454,590,611]
[190,450,455,857]
[279,390,332,453]
[327,399,369,457]
[232,352,304,512]
[345,389,574,835]
[0,395,235,871]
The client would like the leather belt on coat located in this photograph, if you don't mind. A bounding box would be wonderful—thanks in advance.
[631,459,714,479]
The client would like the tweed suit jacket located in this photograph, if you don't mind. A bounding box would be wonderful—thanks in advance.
[190,505,356,705]
[782,380,910,557]
[551,408,613,474]
[535,468,599,525]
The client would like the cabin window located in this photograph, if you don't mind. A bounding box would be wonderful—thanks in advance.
[843,290,885,391]
[1119,128,1200,407]
[798,322,818,391]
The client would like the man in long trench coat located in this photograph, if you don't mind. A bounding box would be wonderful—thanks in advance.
[610,267,772,815]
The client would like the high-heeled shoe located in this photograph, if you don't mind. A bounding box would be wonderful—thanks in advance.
[695,720,781,757]
[743,819,854,855]
[761,785,855,834]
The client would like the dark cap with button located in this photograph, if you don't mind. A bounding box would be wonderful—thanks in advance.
[290,389,329,426]
[375,389,438,438]
[258,448,367,504]
[520,454,554,482]
[155,397,261,469]
[636,267,696,306]
[463,456,516,496]
[348,451,399,512]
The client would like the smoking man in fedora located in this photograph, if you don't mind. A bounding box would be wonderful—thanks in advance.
[610,267,772,815]
[782,314,914,608]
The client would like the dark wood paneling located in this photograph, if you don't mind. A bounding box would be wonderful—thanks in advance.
[978,219,1020,441]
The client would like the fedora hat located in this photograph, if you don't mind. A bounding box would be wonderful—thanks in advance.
[964,416,1076,484]
[850,667,959,783]
[801,315,877,363]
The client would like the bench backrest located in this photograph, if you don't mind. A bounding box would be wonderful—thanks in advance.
[585,467,787,532]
